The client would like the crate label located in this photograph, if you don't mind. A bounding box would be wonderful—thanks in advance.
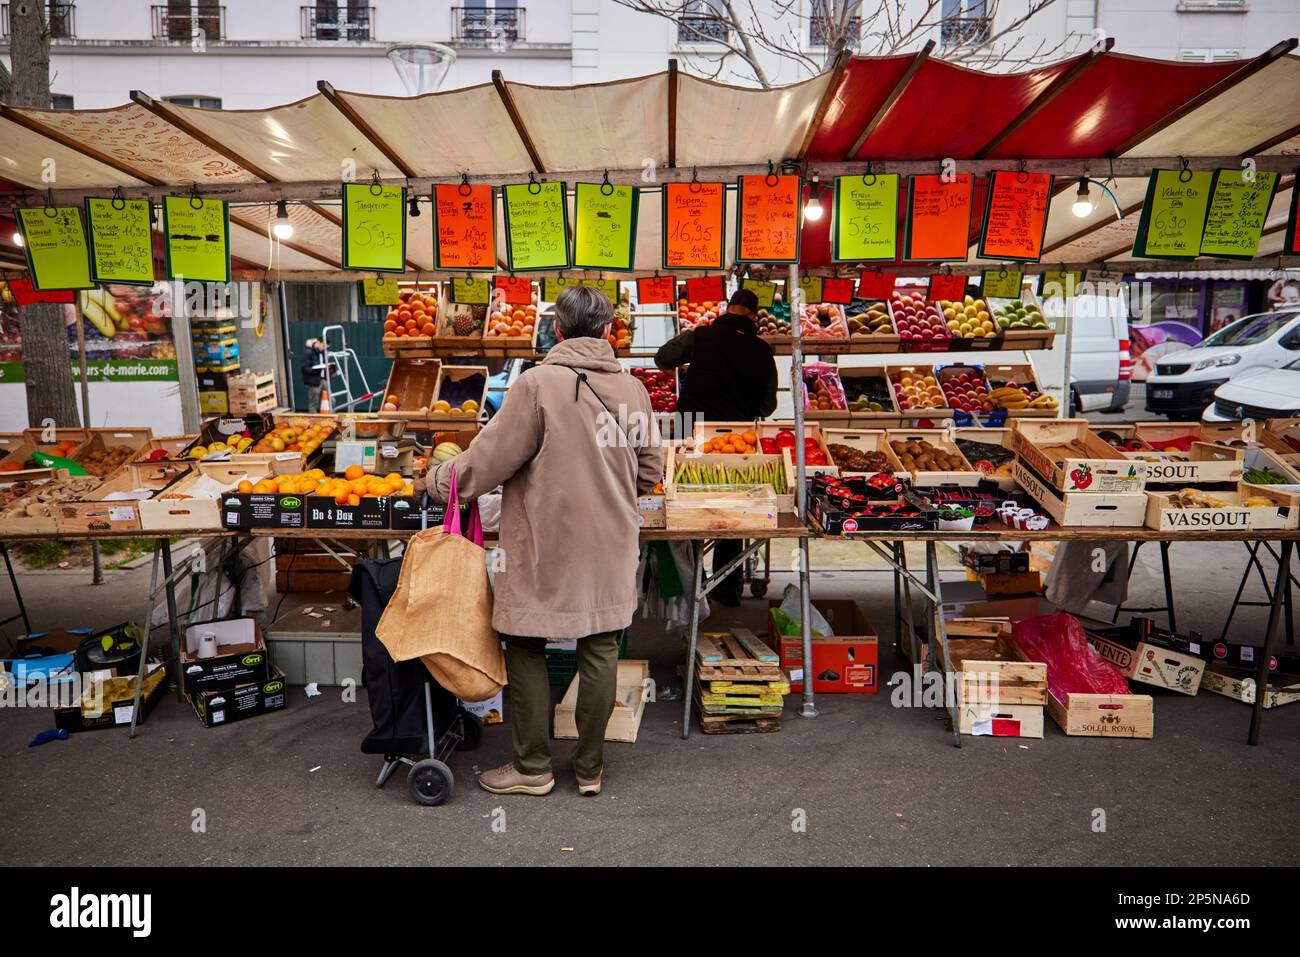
[275,452,298,461]
[113,705,134,725]
[1159,506,1255,530]
[108,506,136,522]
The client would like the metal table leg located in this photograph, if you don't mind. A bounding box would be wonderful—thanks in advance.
[128,541,163,739]
[160,540,183,700]
[680,543,705,740]
[797,534,817,719]
[1159,541,1177,633]
[926,542,961,748]
[1249,539,1293,746]
[892,541,903,655]
[1,542,32,636]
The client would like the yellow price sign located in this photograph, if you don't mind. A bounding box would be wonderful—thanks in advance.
[17,206,94,290]
[342,182,407,272]
[833,173,899,262]
[742,279,778,308]
[503,181,570,271]
[86,198,154,285]
[163,195,230,283]
[450,277,492,305]
[360,277,401,305]
[572,182,638,271]
[1134,169,1213,260]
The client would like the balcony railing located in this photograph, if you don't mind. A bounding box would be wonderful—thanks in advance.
[301,5,374,40]
[152,5,225,42]
[940,16,990,47]
[678,15,728,44]
[451,6,524,44]
[810,15,860,49]
[1,3,76,38]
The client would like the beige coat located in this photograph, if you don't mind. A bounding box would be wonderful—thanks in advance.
[428,338,664,639]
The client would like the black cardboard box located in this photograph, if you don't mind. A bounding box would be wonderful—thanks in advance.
[220,492,305,530]
[190,667,288,727]
[1086,617,1207,696]
[305,494,389,530]
[181,617,270,695]
[53,665,168,733]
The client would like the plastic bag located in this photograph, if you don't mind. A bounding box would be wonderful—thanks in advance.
[776,583,832,637]
[1011,611,1130,698]
[802,362,847,412]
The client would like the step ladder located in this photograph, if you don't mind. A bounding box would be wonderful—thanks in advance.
[315,324,379,412]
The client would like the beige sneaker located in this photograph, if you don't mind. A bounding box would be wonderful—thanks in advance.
[478,762,555,796]
[576,772,602,797]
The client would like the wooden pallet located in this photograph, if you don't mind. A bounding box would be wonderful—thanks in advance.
[695,629,786,685]
[696,706,782,735]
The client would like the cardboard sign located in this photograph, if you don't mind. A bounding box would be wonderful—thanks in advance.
[905,174,973,261]
[686,275,725,302]
[573,182,638,271]
[798,275,825,304]
[741,278,779,308]
[17,206,94,290]
[857,271,896,299]
[1133,169,1214,260]
[823,277,854,304]
[1199,169,1279,259]
[736,174,800,263]
[980,268,1024,299]
[497,275,534,305]
[1285,168,1300,256]
[636,276,676,305]
[1038,270,1082,300]
[502,181,570,271]
[8,275,75,305]
[85,197,154,285]
[977,171,1053,262]
[833,173,899,262]
[162,196,230,283]
[928,274,967,300]
[360,277,401,305]
[662,181,725,269]
[433,183,495,271]
[342,183,406,272]
[450,276,492,305]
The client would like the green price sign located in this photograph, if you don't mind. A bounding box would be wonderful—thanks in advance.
[833,173,899,262]
[543,277,616,303]
[342,182,407,272]
[85,198,154,285]
[1199,169,1279,259]
[1038,270,1082,300]
[980,269,1024,299]
[163,195,231,283]
[17,206,94,290]
[742,279,779,308]
[797,275,825,304]
[503,181,570,271]
[582,278,619,303]
[450,277,492,305]
[1133,169,1213,261]
[360,278,401,305]
[572,182,638,272]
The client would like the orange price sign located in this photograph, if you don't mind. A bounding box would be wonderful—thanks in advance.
[496,275,533,305]
[686,275,725,302]
[928,273,968,300]
[822,278,854,304]
[857,271,896,299]
[663,182,726,269]
[736,174,800,263]
[637,276,676,305]
[977,170,1053,262]
[434,183,496,270]
[905,174,973,261]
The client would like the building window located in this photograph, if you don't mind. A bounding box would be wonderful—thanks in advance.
[809,9,860,49]
[940,0,990,48]
[678,0,729,44]
[453,2,524,44]
[164,95,223,109]
[153,3,225,42]
[302,3,374,41]
[51,94,75,109]
[1,2,76,38]
[1178,47,1243,61]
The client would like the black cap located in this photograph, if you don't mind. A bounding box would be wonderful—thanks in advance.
[729,289,760,312]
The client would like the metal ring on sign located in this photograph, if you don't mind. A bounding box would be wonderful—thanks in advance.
[600,171,614,196]
[1016,163,1029,185]
[1178,157,1192,183]
[765,160,779,188]
[862,162,876,187]
[111,187,127,211]
[527,171,541,195]
[374,275,387,287]
[368,170,384,196]
[689,167,702,194]
[999,267,1009,279]
[188,185,204,210]
[458,173,473,197]
[941,263,952,277]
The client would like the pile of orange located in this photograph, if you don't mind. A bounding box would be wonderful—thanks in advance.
[383,289,439,339]
[487,298,536,339]
[698,430,758,454]
[677,300,722,330]
[235,466,413,507]
[606,313,631,352]
[41,438,83,458]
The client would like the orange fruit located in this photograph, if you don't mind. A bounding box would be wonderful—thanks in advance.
[742,431,757,445]
[345,464,364,480]
[237,480,254,493]
[347,494,361,506]
[384,318,396,332]
[421,322,436,336]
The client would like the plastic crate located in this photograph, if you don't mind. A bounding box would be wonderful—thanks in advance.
[545,629,629,686]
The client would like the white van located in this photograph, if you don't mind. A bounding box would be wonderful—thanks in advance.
[1203,358,1300,421]
[1145,307,1300,420]
[1042,292,1131,414]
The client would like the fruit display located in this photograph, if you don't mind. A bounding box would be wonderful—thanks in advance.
[845,299,895,338]
[991,298,1049,332]
[433,372,486,418]
[1167,487,1272,510]
[486,291,537,342]
[38,437,83,459]
[238,466,414,507]
[936,296,997,340]
[755,428,827,465]
[938,368,990,415]
[803,364,848,412]
[431,440,464,464]
[955,437,1014,477]
[699,430,758,454]
[382,288,440,340]
[76,445,136,478]
[677,299,723,331]
[982,367,1058,413]
[827,444,890,472]
[756,300,791,337]
[0,477,103,520]
[249,419,334,456]
[888,438,970,473]
[798,303,849,339]
[188,432,254,459]
[0,479,48,509]
[607,300,633,352]
[889,292,950,344]
[1095,430,1153,453]
[841,373,895,414]
[437,301,489,340]
[672,458,789,495]
[888,369,947,412]
[630,367,677,414]
[1243,467,1291,485]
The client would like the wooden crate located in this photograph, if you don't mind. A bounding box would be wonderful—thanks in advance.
[1047,690,1153,738]
[954,426,1017,490]
[665,447,783,526]
[801,366,852,421]
[1242,445,1300,486]
[132,434,200,465]
[1200,662,1300,709]
[0,474,85,536]
[1088,633,1206,696]
[957,702,1045,738]
[427,365,489,425]
[1262,418,1300,466]
[822,428,904,477]
[0,437,60,481]
[482,297,540,356]
[1013,419,1147,494]
[433,299,490,350]
[981,361,1059,417]
[885,428,979,486]
[379,357,442,419]
[1144,483,1298,532]
[1013,459,1147,528]
[844,299,901,350]
[948,636,1047,706]
[135,461,268,532]
[22,427,90,459]
[381,335,438,358]
[52,462,180,533]
[69,427,153,479]
[227,370,277,415]
[1133,441,1245,485]
[554,660,651,743]
[838,367,905,425]
[884,365,952,418]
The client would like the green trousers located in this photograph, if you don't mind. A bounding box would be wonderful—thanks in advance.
[504,631,620,779]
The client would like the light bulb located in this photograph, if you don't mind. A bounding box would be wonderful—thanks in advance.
[408,196,421,218]
[1071,177,1094,218]
[12,230,23,248]
[273,200,294,240]
[804,195,824,221]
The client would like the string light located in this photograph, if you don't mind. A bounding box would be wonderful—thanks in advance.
[803,175,824,222]
[1071,177,1094,218]
[408,196,421,217]
[12,229,23,248]
[272,199,294,239]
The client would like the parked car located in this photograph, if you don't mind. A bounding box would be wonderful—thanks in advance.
[1203,356,1300,421]
[484,358,534,418]
[1047,293,1132,414]
[1145,307,1300,419]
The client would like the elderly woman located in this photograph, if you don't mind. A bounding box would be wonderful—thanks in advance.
[418,286,664,798]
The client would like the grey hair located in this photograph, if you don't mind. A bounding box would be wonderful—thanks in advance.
[553,285,613,340]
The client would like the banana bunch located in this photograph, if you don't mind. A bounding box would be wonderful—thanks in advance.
[81,288,125,338]
[1170,488,1229,508]
[986,386,1030,409]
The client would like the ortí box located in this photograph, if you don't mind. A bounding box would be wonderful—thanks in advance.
[190,667,289,727]
[463,691,504,725]
[220,491,306,530]
[181,617,271,695]
[1086,618,1207,696]
[305,494,389,530]
[768,600,878,694]
[637,494,665,529]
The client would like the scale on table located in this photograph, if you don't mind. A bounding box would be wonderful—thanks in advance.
[333,418,416,474]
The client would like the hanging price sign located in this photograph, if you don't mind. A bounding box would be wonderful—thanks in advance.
[360,277,401,306]
[1038,270,1082,300]
[85,197,154,285]
[980,268,1024,299]
[433,183,495,271]
[503,181,570,271]
[17,205,94,290]
[905,174,973,261]
[798,275,825,304]
[162,195,230,283]
[662,182,725,269]
[822,278,854,304]
[833,173,899,262]
[496,275,534,305]
[977,171,1053,262]
[1132,169,1213,260]
[8,276,75,305]
[1199,169,1279,259]
[927,273,967,301]
[686,275,725,302]
[857,271,897,299]
[450,276,492,305]
[636,276,675,305]
[741,278,779,308]
[342,182,406,272]
[736,174,800,263]
[573,182,638,271]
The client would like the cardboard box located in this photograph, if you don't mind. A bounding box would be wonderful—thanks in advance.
[305,494,389,530]
[637,494,665,528]
[53,664,168,733]
[1086,619,1207,695]
[463,691,504,725]
[978,570,1042,596]
[190,667,288,727]
[180,617,271,695]
[769,600,878,694]
[220,491,306,530]
[1200,663,1300,709]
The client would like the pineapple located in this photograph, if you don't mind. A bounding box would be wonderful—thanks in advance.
[451,305,477,337]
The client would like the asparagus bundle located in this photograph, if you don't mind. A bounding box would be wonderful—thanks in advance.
[673,457,788,494]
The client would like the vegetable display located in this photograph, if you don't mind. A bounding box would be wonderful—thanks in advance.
[673,458,788,494]
[1243,467,1290,485]
[630,367,677,413]
[937,296,997,340]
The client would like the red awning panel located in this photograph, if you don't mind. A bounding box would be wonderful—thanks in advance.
[988,54,1244,158]
[804,55,917,161]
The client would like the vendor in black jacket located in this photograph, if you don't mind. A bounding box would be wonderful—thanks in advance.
[300,338,333,412]
[655,288,778,606]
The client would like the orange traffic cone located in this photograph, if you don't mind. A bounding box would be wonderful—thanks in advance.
[319,385,331,413]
